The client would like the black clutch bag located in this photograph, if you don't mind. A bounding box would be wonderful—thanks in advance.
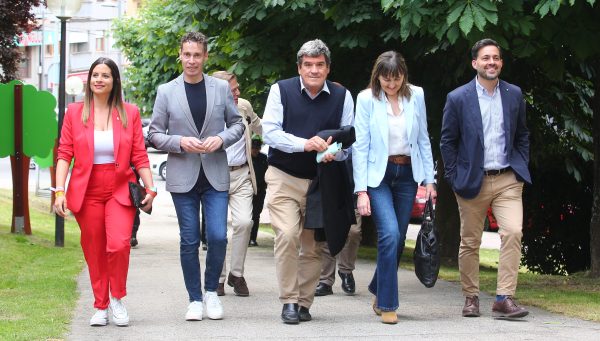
[128,181,152,214]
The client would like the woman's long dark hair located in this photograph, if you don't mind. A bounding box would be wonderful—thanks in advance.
[82,57,127,127]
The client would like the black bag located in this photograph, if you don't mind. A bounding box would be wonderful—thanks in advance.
[413,195,439,288]
[128,181,152,214]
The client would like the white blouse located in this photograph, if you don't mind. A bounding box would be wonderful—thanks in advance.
[386,98,410,156]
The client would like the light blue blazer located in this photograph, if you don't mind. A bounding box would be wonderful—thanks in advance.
[352,85,435,192]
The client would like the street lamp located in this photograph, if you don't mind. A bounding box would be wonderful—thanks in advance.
[46,0,83,247]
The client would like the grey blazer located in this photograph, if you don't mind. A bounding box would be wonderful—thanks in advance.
[149,73,244,193]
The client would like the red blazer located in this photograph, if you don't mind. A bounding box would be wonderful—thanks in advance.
[57,102,150,213]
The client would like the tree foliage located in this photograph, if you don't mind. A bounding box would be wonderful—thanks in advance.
[114,0,600,275]
[0,0,41,83]
[114,0,402,115]
[382,0,599,275]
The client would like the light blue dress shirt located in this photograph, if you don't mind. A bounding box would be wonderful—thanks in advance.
[475,76,509,171]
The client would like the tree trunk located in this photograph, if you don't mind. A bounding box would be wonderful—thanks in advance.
[590,65,600,278]
[435,157,461,263]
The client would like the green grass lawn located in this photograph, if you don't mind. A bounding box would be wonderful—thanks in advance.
[0,189,83,341]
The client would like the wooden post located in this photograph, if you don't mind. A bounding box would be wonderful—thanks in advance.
[11,84,32,235]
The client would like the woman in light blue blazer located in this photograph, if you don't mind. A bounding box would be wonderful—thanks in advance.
[352,51,436,324]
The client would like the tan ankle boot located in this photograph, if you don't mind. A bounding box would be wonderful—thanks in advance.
[381,311,398,324]
[372,298,381,316]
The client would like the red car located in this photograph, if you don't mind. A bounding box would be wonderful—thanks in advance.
[411,185,431,220]
[484,206,499,231]
[411,186,497,231]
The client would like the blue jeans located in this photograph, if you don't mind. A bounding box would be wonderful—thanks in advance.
[171,168,228,302]
[368,163,417,311]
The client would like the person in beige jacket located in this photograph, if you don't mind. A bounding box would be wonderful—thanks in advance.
[212,71,262,297]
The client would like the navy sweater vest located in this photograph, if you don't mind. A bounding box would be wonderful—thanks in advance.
[268,77,346,179]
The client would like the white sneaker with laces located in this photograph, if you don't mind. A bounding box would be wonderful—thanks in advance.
[89,308,108,326]
[186,301,203,321]
[204,291,224,320]
[109,296,129,326]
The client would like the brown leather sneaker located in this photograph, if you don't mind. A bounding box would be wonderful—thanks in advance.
[217,282,225,296]
[462,296,480,317]
[227,272,249,296]
[492,296,529,318]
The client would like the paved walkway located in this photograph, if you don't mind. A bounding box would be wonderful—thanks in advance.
[67,179,600,340]
[2,159,596,339]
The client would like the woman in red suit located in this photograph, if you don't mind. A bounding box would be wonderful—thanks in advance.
[54,57,155,327]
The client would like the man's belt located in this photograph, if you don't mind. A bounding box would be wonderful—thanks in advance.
[483,167,510,176]
[229,163,248,171]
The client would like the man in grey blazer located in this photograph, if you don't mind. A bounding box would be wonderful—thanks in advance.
[148,32,244,321]
[440,38,531,319]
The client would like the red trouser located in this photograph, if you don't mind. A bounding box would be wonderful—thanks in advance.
[73,163,135,309]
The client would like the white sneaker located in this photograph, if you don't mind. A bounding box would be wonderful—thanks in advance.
[109,297,129,326]
[186,301,203,321]
[204,291,224,320]
[89,308,108,326]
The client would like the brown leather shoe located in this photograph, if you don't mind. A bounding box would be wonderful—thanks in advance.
[217,282,225,296]
[227,272,249,296]
[492,296,529,318]
[462,296,480,317]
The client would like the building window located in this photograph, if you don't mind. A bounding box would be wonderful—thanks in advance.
[46,44,54,56]
[18,49,31,78]
[96,37,105,52]
[70,42,89,54]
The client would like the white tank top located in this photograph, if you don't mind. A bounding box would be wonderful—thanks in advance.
[93,130,115,164]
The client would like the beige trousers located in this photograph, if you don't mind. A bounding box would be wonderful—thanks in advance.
[265,166,323,308]
[220,166,254,282]
[320,210,362,286]
[455,170,524,297]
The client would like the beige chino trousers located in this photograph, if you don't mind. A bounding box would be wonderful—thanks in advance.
[455,170,524,297]
[319,210,362,286]
[265,166,323,308]
[220,165,254,282]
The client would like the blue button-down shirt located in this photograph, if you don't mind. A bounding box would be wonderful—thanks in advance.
[475,76,508,171]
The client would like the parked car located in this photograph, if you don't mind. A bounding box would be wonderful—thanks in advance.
[149,152,167,181]
[410,187,497,231]
[411,185,431,220]
[484,206,499,232]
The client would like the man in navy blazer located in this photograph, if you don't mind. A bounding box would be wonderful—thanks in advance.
[440,38,531,319]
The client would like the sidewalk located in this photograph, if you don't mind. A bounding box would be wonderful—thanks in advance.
[67,181,600,340]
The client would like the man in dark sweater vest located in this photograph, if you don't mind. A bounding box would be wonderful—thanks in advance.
[262,39,354,324]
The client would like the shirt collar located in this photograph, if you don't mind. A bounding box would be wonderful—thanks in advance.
[299,77,330,97]
[475,76,499,96]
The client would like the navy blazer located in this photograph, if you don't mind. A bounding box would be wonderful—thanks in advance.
[440,78,531,199]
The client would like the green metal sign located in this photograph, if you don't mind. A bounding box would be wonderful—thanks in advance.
[0,80,58,166]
